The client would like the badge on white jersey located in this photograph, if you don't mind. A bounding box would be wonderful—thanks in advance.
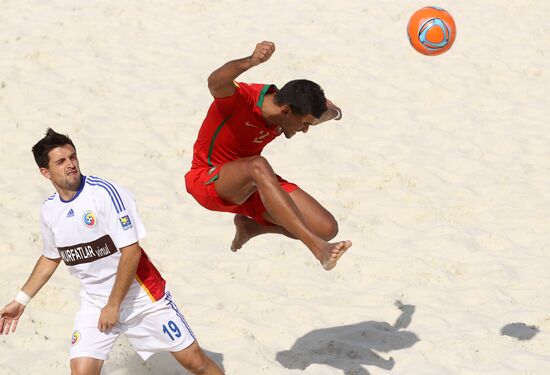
[82,210,97,228]
[119,215,133,231]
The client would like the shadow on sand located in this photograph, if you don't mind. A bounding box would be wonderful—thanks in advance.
[276,301,419,375]
[501,322,539,341]
[103,349,224,374]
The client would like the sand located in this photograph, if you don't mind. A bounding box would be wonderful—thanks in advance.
[1,1,549,374]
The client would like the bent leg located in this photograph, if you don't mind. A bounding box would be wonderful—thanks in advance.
[171,341,224,375]
[70,357,103,375]
[217,156,351,269]
[215,156,318,251]
[285,188,350,269]
[233,188,337,250]
[231,214,290,251]
[266,188,339,240]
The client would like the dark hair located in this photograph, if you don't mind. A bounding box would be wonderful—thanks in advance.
[274,79,327,118]
[32,128,76,168]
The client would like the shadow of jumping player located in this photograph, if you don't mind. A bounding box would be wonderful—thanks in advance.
[276,301,419,375]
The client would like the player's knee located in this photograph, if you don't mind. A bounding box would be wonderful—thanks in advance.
[70,360,98,375]
[178,344,211,374]
[184,354,210,374]
[321,217,339,240]
[70,363,86,375]
[248,156,275,182]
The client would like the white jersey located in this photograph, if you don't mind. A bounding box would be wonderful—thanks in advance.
[40,175,166,308]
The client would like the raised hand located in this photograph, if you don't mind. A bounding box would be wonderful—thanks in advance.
[326,99,342,121]
[250,41,276,67]
[313,99,343,125]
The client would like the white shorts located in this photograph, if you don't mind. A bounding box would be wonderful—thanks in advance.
[70,291,196,361]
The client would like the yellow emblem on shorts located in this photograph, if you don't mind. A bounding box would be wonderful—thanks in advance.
[71,330,81,345]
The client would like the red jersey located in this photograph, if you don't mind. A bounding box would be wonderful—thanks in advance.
[184,82,299,223]
[190,82,281,169]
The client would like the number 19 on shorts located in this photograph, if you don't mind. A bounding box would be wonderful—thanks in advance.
[162,320,181,341]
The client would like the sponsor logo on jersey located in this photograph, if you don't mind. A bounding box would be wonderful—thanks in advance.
[82,210,96,228]
[71,330,81,345]
[119,215,133,231]
[66,209,75,218]
[58,234,118,266]
[245,121,258,128]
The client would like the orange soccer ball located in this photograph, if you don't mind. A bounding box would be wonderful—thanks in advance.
[407,6,456,56]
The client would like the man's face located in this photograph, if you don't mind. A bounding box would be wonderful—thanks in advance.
[279,108,317,139]
[40,145,81,192]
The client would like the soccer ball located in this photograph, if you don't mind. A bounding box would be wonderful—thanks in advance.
[407,6,456,56]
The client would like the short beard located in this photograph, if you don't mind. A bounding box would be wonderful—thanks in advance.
[66,172,82,191]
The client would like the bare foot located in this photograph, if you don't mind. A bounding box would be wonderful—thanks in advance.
[231,214,261,252]
[319,240,352,270]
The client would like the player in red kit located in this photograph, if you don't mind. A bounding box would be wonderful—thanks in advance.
[185,41,351,270]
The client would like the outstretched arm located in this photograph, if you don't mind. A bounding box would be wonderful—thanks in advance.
[0,255,61,335]
[97,242,141,333]
[207,41,275,98]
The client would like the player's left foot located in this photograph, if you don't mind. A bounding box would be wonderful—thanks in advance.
[231,214,261,252]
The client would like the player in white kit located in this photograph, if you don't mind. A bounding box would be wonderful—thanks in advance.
[0,129,223,375]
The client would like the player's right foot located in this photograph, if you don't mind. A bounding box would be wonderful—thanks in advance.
[319,240,352,270]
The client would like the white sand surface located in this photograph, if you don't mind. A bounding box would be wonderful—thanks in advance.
[1,1,549,374]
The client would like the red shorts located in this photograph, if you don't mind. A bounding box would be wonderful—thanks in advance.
[185,166,298,225]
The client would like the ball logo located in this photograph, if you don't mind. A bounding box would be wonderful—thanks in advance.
[418,18,449,50]
[82,210,97,228]
[71,330,81,345]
